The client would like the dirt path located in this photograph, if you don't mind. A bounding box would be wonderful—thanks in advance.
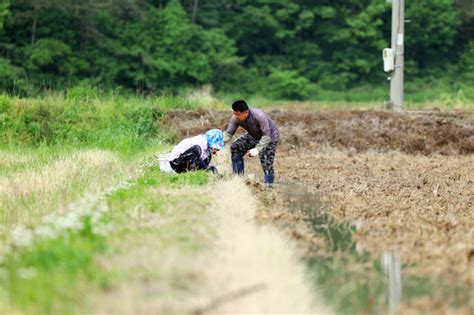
[95,173,331,314]
[194,178,332,314]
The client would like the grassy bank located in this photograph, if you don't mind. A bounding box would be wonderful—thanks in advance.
[0,92,168,312]
[0,90,221,314]
[2,164,213,314]
[0,147,161,236]
[0,91,194,235]
[1,92,186,150]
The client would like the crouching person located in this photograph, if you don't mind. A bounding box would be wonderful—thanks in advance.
[169,129,224,175]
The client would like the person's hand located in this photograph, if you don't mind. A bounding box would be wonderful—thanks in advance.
[247,148,259,157]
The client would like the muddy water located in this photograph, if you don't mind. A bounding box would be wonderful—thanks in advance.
[275,182,472,315]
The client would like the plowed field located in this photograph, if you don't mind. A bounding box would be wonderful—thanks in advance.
[165,108,474,314]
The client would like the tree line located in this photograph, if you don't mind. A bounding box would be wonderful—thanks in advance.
[0,0,472,98]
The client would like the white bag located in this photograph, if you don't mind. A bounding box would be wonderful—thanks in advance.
[157,153,175,173]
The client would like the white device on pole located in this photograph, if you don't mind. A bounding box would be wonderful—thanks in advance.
[383,48,395,72]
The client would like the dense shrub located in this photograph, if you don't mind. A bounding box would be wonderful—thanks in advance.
[460,41,474,82]
[0,0,471,99]
[0,89,199,149]
[267,69,313,100]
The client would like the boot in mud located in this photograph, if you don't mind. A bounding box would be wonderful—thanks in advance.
[208,166,223,178]
[264,174,274,188]
[232,158,245,175]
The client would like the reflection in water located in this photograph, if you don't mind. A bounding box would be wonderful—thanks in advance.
[382,251,402,315]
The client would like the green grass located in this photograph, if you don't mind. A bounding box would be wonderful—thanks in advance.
[108,167,212,251]
[0,89,204,150]
[0,91,217,314]
[99,168,214,312]
[136,165,210,187]
[0,145,67,176]
[220,81,474,110]
[1,161,214,314]
[0,145,166,232]
[3,226,109,315]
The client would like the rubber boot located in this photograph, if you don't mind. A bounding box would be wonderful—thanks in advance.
[206,166,222,178]
[231,158,245,175]
[264,174,274,187]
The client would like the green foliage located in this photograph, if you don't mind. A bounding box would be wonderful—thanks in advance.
[0,90,200,149]
[267,69,313,100]
[26,39,77,77]
[0,58,25,93]
[315,1,388,87]
[0,0,470,98]
[105,161,213,298]
[109,164,213,249]
[0,0,8,32]
[102,0,237,91]
[460,41,474,82]
[436,90,470,108]
[405,0,461,73]
[313,84,388,103]
[0,149,213,314]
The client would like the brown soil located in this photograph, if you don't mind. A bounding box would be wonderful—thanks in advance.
[164,108,474,155]
[164,108,474,313]
[271,149,474,315]
[276,150,473,278]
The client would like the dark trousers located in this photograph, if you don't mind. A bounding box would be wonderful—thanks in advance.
[169,145,203,173]
[230,133,278,178]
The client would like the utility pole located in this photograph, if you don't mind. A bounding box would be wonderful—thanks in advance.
[390,0,404,111]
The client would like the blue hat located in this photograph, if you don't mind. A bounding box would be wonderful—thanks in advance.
[205,129,224,150]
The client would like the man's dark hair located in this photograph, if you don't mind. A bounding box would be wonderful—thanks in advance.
[232,100,249,112]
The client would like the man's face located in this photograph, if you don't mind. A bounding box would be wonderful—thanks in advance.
[233,110,249,122]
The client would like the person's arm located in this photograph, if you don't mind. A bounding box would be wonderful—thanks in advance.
[198,159,209,170]
[254,135,271,152]
[198,152,211,170]
[198,157,220,176]
[224,118,238,145]
[223,131,233,144]
[253,113,272,153]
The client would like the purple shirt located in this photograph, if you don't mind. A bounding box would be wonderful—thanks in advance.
[225,108,280,142]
